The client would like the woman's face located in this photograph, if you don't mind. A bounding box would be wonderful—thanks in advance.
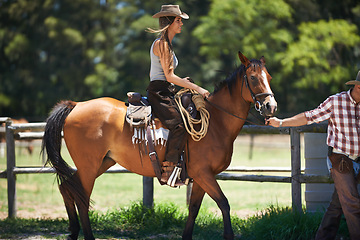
[169,17,183,34]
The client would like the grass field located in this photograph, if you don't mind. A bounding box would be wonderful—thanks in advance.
[0,134,306,219]
[2,202,349,240]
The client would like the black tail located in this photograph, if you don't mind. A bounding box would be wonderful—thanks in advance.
[41,101,90,208]
[42,100,76,185]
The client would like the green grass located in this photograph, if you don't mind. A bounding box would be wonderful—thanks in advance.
[0,135,351,239]
[238,205,349,240]
[0,202,350,239]
[0,135,304,217]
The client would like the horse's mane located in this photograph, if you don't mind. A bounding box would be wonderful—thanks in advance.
[213,59,262,95]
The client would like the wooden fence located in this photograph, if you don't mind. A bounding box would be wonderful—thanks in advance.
[0,117,330,218]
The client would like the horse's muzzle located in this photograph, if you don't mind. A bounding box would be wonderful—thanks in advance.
[259,95,277,117]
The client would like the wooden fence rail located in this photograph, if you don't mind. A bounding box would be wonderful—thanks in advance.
[0,118,329,218]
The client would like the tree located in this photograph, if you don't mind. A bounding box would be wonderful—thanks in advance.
[193,0,293,92]
[0,0,124,117]
[278,19,360,111]
[0,0,212,118]
[193,0,360,114]
[1,0,359,118]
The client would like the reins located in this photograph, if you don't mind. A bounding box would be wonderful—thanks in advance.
[205,66,271,126]
[175,63,272,133]
[205,99,264,126]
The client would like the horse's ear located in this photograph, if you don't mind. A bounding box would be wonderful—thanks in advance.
[238,51,250,66]
[260,56,266,65]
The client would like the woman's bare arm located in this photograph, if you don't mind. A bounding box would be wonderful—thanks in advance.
[154,40,210,98]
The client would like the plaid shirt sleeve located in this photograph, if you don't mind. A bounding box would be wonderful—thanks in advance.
[304,97,333,124]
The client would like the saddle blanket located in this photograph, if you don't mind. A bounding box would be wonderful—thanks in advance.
[132,126,169,147]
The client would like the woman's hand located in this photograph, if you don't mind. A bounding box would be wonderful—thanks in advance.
[197,87,210,99]
[183,77,210,98]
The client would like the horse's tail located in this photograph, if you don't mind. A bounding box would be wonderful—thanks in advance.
[41,101,88,206]
[42,101,75,184]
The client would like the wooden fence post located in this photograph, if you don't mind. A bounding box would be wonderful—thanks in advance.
[290,128,302,212]
[142,176,154,208]
[6,119,16,218]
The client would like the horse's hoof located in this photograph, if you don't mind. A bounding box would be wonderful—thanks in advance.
[67,235,77,240]
[182,234,192,240]
[224,233,234,240]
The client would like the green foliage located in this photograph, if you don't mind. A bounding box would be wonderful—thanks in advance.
[0,0,156,117]
[193,0,360,114]
[238,205,349,240]
[194,0,292,59]
[0,0,360,117]
[279,19,360,88]
[89,202,186,238]
[0,218,68,239]
[0,202,351,239]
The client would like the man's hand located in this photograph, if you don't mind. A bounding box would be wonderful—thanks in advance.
[265,117,282,127]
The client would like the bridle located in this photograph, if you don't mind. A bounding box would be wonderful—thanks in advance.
[205,65,274,125]
[243,65,274,115]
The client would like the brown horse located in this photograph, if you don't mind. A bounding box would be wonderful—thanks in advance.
[0,118,34,157]
[42,51,277,240]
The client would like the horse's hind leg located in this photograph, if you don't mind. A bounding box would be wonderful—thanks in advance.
[74,171,96,240]
[59,181,80,240]
[182,182,206,240]
[96,155,116,177]
[60,171,95,240]
[76,196,93,240]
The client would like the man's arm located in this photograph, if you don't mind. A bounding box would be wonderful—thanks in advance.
[266,113,308,127]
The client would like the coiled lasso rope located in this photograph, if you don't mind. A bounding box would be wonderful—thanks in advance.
[174,88,210,141]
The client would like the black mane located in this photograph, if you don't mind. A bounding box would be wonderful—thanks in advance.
[213,59,263,95]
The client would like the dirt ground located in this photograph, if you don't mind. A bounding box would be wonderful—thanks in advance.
[0,206,67,220]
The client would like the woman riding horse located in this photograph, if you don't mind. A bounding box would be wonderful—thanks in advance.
[147,5,210,186]
[42,50,277,239]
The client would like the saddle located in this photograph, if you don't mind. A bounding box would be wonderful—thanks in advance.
[125,91,196,187]
[126,92,197,126]
[125,92,152,128]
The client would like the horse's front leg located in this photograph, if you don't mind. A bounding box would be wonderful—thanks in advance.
[194,172,234,240]
[182,181,206,240]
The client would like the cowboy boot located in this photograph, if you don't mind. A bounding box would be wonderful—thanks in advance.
[161,161,184,187]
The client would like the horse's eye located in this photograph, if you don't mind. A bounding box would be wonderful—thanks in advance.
[251,76,256,81]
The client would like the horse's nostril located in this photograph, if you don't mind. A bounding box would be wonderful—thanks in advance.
[266,102,271,109]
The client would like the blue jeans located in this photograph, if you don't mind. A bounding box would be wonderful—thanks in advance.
[327,157,360,176]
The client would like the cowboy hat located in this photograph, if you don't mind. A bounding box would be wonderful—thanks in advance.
[152,5,189,19]
[346,70,360,85]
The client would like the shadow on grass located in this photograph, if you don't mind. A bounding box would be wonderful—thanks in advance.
[0,202,350,240]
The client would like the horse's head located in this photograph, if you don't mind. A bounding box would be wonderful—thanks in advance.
[238,51,277,117]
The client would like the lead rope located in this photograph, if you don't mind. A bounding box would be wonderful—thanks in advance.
[175,88,210,141]
[205,99,265,126]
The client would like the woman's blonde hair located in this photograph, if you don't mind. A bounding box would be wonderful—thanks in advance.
[147,16,176,72]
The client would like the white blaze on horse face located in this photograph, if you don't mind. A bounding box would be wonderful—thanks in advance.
[261,70,272,93]
[261,70,277,113]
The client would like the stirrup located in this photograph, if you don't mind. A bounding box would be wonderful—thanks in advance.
[167,166,182,187]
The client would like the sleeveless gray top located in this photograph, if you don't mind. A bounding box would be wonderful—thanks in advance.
[150,39,178,81]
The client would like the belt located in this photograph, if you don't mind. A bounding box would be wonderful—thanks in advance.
[332,148,359,162]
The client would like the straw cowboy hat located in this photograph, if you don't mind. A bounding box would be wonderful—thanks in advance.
[152,5,189,19]
[346,70,360,85]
